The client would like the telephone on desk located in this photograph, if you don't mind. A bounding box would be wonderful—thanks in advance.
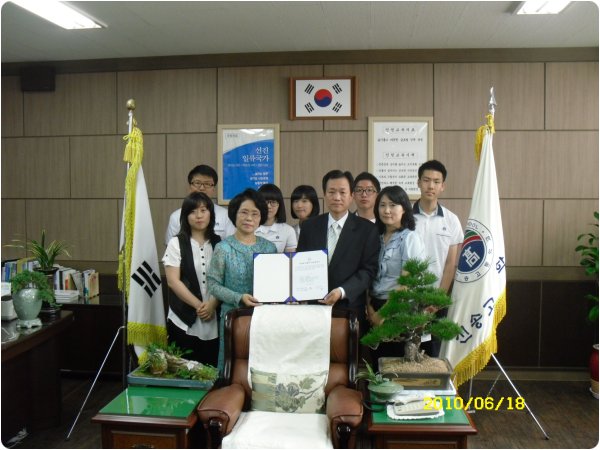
[393,395,431,416]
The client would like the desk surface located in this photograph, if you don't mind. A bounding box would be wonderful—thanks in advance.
[99,386,207,418]
[1,310,73,362]
[368,396,477,437]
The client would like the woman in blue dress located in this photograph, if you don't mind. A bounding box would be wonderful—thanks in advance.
[207,188,277,371]
[366,185,426,362]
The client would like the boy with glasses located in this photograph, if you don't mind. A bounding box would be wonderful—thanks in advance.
[352,172,381,223]
[165,165,235,245]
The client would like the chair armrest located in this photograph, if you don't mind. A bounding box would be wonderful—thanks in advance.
[197,383,246,435]
[326,385,363,428]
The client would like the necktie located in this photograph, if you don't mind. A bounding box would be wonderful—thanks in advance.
[327,223,340,263]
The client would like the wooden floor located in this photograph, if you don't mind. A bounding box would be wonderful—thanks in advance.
[7,374,599,449]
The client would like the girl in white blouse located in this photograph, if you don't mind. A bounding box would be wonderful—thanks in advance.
[290,184,320,240]
[162,192,220,366]
[255,184,297,252]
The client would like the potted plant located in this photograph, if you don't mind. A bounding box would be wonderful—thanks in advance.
[361,258,462,389]
[7,230,70,315]
[575,211,599,398]
[10,270,54,327]
[356,359,403,402]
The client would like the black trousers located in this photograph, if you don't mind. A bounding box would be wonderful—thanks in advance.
[167,319,219,367]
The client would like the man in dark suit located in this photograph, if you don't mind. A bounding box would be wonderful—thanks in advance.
[297,170,380,324]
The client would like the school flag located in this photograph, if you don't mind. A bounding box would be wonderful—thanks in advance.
[118,125,167,356]
[440,113,506,387]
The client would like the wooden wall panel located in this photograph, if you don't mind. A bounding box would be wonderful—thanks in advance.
[434,63,545,130]
[324,63,434,131]
[280,131,367,198]
[499,200,544,267]
[1,76,23,137]
[546,62,599,130]
[218,65,324,132]
[70,134,167,199]
[1,200,26,260]
[165,134,218,199]
[1,137,70,198]
[435,131,599,199]
[26,199,118,262]
[543,199,598,267]
[24,73,117,136]
[117,69,217,134]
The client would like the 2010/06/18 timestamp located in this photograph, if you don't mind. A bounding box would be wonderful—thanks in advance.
[424,396,525,411]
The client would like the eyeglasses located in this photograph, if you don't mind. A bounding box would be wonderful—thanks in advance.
[266,200,279,207]
[190,181,215,188]
[237,210,261,220]
[354,187,378,196]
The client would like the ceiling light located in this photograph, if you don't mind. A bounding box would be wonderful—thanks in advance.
[515,1,571,14]
[11,0,104,29]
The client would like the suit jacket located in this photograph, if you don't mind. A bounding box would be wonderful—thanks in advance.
[297,212,380,319]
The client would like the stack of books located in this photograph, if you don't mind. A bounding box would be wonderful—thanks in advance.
[54,289,80,304]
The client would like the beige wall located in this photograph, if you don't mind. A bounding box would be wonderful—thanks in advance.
[1,55,598,280]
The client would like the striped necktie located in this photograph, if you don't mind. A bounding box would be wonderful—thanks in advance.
[327,223,340,264]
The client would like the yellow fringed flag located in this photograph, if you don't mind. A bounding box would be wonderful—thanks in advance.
[118,125,167,356]
[440,114,506,387]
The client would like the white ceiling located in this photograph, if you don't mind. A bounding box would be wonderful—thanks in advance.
[1,1,598,64]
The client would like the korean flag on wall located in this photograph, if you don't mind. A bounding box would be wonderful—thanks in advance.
[294,78,354,118]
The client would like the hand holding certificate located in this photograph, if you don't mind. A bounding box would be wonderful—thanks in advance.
[253,250,328,303]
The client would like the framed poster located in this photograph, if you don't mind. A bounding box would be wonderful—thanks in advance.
[368,117,433,200]
[289,76,356,120]
[218,124,280,204]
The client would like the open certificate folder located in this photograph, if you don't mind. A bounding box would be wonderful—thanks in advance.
[253,250,329,303]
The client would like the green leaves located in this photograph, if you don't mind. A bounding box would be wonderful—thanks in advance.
[575,211,599,323]
[6,229,71,269]
[10,270,54,303]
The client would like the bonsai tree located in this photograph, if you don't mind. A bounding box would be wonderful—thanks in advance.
[10,270,55,304]
[576,211,599,322]
[361,258,462,363]
[7,229,71,270]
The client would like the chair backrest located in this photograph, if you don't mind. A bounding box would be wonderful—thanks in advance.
[222,307,359,403]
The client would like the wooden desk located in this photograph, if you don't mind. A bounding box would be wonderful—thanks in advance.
[92,386,207,449]
[1,311,73,443]
[367,397,478,449]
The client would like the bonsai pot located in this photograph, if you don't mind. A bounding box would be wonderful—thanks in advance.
[368,380,404,402]
[379,356,453,390]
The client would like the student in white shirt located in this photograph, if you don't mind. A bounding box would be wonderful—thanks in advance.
[290,184,320,240]
[255,184,297,253]
[413,159,463,357]
[162,192,220,366]
[352,171,381,223]
[165,165,235,245]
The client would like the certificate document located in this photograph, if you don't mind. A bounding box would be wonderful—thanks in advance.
[253,250,328,303]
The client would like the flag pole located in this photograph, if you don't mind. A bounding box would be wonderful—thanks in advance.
[479,87,550,440]
[65,100,136,441]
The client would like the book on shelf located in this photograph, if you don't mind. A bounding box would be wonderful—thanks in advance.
[252,250,328,303]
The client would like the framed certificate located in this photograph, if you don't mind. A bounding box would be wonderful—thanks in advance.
[368,117,433,200]
[217,124,280,204]
[290,76,356,120]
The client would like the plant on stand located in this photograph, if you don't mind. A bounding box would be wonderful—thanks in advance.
[10,270,55,327]
[575,211,599,398]
[361,258,462,385]
[7,229,71,315]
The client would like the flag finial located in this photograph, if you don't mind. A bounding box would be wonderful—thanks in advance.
[126,98,136,111]
[488,87,496,117]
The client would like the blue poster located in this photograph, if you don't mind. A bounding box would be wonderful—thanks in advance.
[221,127,277,201]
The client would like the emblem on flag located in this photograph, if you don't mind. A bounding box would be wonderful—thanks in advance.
[456,220,494,283]
[290,77,356,120]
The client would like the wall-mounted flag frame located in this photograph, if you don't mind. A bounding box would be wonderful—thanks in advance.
[289,76,356,120]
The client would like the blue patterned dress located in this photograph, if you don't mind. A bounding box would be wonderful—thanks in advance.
[207,235,277,371]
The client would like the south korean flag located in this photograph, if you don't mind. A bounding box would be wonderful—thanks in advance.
[294,78,353,118]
